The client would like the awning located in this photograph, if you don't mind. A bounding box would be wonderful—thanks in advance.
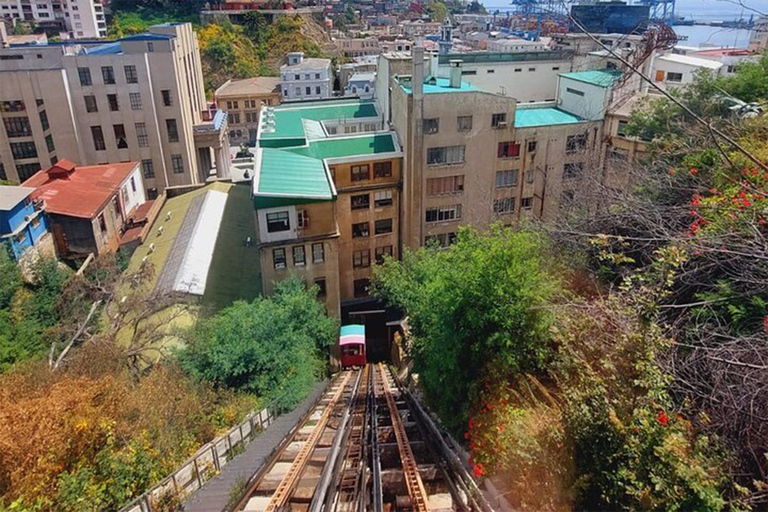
[340,324,365,346]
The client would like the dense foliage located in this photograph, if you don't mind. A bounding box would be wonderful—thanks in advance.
[179,278,337,410]
[373,226,558,433]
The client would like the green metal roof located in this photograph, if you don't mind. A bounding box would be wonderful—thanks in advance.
[291,134,397,160]
[558,69,622,87]
[259,100,379,140]
[255,148,333,207]
[399,77,479,95]
[253,133,400,208]
[515,107,584,128]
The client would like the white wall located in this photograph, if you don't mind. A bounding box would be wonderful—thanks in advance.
[280,64,332,101]
[257,205,298,244]
[558,77,611,121]
[120,165,147,216]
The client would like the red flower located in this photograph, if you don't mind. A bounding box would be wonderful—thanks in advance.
[668,168,676,176]
[486,403,493,411]
[469,418,474,430]
[743,200,751,207]
[464,431,470,440]
[473,463,485,478]
[750,168,759,176]
[690,167,699,175]
[498,425,504,432]
[657,410,669,426]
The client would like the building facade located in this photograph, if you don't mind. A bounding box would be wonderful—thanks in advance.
[215,77,282,147]
[0,0,107,39]
[253,99,400,315]
[280,52,333,102]
[0,23,230,196]
[335,36,381,58]
[23,159,146,258]
[0,185,49,261]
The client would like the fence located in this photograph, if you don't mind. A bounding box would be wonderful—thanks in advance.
[118,400,284,512]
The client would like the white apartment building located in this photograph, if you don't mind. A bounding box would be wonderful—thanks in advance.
[280,52,332,102]
[652,53,724,89]
[0,23,231,196]
[0,0,107,39]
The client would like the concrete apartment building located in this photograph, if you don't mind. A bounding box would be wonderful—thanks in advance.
[0,23,231,197]
[280,52,333,102]
[0,0,107,39]
[215,77,282,146]
[252,99,400,315]
[335,36,381,58]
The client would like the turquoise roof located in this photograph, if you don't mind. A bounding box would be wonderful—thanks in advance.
[559,69,622,87]
[399,77,479,95]
[254,133,400,208]
[515,107,584,128]
[340,324,365,336]
[259,100,379,141]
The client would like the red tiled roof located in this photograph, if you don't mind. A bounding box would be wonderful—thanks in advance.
[131,200,155,223]
[23,161,138,219]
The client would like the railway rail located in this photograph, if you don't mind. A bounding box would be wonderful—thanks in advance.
[234,364,494,512]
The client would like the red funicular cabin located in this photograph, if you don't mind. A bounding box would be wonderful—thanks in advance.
[339,324,366,368]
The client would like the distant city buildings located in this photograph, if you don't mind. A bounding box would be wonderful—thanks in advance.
[280,52,333,102]
[215,77,282,147]
[0,0,107,39]
[0,23,231,196]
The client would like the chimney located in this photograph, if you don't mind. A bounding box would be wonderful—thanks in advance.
[449,59,462,88]
[412,39,424,101]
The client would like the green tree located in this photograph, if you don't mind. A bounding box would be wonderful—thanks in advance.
[178,278,337,409]
[715,52,768,104]
[427,1,448,22]
[372,226,559,433]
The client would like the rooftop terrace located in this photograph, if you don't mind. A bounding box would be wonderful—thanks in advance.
[559,69,623,87]
[515,106,585,128]
[397,76,479,95]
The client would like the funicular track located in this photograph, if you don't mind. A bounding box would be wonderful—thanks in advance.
[233,364,495,512]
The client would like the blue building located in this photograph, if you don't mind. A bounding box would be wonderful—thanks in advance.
[0,186,49,261]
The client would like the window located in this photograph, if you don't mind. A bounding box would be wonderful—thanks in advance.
[344,125,358,134]
[113,124,128,149]
[161,90,172,106]
[425,232,456,248]
[315,86,321,95]
[297,209,309,229]
[315,278,327,296]
[293,245,306,266]
[315,73,321,79]
[273,248,286,269]
[525,170,535,184]
[491,113,507,128]
[84,95,98,113]
[10,141,37,159]
[98,213,107,233]
[166,119,179,143]
[147,42,154,52]
[666,72,683,83]
[351,164,369,182]
[353,249,370,268]
[39,111,49,131]
[375,245,393,264]
[426,205,461,223]
[136,123,149,147]
[566,134,587,153]
[245,112,258,123]
[423,118,439,134]
[457,115,472,132]
[354,279,370,298]
[101,66,115,84]
[266,211,290,232]
[352,222,369,238]
[498,141,521,158]
[146,188,158,200]
[0,55,24,61]
[351,193,370,210]
[296,88,301,96]
[312,242,325,263]
[129,92,142,110]
[0,101,25,113]
[171,154,183,174]
[91,126,106,151]
[78,67,92,86]
[528,67,536,72]
[527,140,537,153]
[552,66,560,70]
[487,69,495,74]
[563,162,583,179]
[427,145,465,165]
[521,197,533,209]
[372,161,392,178]
[16,163,41,181]
[3,117,32,137]
[461,70,477,76]
[514,68,522,72]
[374,190,393,208]
[306,86,311,95]
[495,170,518,188]
[45,134,55,153]
[617,120,629,137]
[130,176,137,192]
[107,94,119,112]
[375,218,393,235]
[493,197,515,214]
[565,87,585,97]
[124,65,138,84]
[294,74,300,80]
[141,159,154,179]
[427,175,464,196]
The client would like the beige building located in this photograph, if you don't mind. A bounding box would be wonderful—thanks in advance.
[0,23,230,197]
[215,77,282,147]
[252,99,400,315]
[335,36,381,58]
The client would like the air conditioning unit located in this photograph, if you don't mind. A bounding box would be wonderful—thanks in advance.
[494,121,507,129]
